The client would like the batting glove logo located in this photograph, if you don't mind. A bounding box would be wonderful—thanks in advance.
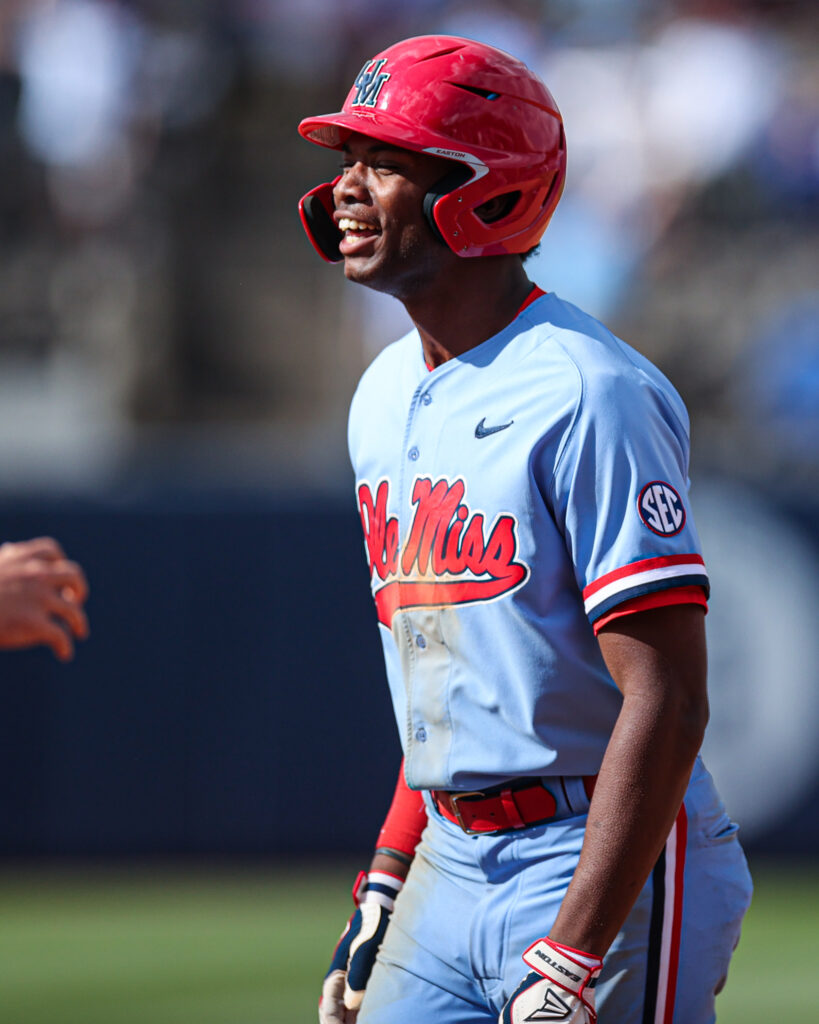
[499,938,602,1024]
[522,980,573,1020]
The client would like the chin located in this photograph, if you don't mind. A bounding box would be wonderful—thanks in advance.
[343,257,392,292]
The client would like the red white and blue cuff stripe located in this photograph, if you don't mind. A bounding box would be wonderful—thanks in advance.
[362,871,404,912]
[583,554,709,624]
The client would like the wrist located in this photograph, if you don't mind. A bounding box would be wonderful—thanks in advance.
[544,937,603,972]
[370,848,412,881]
[547,920,609,960]
[523,936,602,998]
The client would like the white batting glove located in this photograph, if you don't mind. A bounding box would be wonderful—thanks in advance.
[319,871,403,1024]
[499,937,603,1024]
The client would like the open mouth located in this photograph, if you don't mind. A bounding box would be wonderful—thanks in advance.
[338,217,381,236]
[337,216,381,256]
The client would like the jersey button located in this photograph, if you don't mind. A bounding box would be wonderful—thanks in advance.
[415,634,426,649]
[408,446,419,461]
[421,393,432,406]
[415,726,428,742]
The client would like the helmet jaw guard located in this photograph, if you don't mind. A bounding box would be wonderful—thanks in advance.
[299,179,343,263]
[298,35,566,259]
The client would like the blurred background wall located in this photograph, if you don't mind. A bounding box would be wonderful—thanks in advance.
[0,0,817,861]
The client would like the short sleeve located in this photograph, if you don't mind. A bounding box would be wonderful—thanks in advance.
[547,365,709,628]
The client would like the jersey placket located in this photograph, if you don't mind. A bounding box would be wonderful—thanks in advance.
[398,376,455,787]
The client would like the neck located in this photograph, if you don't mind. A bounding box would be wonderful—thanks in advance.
[400,257,533,368]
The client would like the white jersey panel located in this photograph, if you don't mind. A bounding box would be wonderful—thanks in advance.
[348,292,708,791]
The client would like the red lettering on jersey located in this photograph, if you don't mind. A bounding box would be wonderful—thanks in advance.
[357,479,399,581]
[401,477,465,577]
[357,477,529,627]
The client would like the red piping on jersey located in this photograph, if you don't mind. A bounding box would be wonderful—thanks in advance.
[592,586,707,635]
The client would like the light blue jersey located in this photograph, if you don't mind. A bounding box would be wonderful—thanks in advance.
[349,292,709,791]
[348,290,752,1024]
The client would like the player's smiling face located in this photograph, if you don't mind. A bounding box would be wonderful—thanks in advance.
[332,133,456,295]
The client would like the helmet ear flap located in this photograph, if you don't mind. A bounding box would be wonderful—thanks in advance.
[299,178,343,262]
[423,165,474,248]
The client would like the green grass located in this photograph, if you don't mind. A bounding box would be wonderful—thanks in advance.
[0,859,813,1023]
[0,864,354,1024]
[715,860,817,1023]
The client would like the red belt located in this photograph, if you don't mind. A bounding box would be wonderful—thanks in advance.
[432,775,597,835]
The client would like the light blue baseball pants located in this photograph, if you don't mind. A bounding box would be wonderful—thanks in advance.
[357,757,752,1024]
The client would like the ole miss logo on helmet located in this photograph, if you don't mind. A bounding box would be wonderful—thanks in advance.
[357,477,530,627]
[638,480,686,536]
[351,58,391,107]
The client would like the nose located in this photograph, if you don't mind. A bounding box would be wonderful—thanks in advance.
[333,161,370,205]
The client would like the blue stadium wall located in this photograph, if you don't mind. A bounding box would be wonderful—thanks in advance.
[0,487,816,860]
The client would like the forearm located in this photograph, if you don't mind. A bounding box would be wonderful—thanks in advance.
[550,691,704,955]
[550,604,709,956]
[367,758,426,883]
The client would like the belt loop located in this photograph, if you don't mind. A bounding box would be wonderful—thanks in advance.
[561,774,597,815]
[499,788,526,830]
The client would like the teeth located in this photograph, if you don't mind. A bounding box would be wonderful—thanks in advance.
[338,217,377,232]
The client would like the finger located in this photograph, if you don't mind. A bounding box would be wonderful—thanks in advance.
[320,970,350,1024]
[12,537,66,563]
[42,563,90,603]
[39,620,74,662]
[28,564,88,594]
[61,560,88,601]
[344,982,366,1011]
[47,594,90,640]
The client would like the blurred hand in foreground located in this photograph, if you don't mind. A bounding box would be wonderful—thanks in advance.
[0,537,89,661]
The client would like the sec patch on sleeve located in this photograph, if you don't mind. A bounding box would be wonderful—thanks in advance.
[638,481,686,536]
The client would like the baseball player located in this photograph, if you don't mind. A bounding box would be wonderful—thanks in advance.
[0,536,89,660]
[298,35,752,1024]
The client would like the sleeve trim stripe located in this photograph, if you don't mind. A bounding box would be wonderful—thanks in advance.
[591,586,707,634]
[583,553,705,600]
[583,555,706,603]
[587,575,710,622]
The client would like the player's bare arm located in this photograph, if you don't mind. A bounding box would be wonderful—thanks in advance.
[549,603,709,956]
[0,536,90,661]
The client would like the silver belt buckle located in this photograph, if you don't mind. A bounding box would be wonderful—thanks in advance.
[448,790,487,834]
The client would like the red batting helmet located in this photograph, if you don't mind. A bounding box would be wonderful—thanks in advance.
[298,35,566,261]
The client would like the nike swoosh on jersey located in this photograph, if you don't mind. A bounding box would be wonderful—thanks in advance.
[475,417,514,438]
